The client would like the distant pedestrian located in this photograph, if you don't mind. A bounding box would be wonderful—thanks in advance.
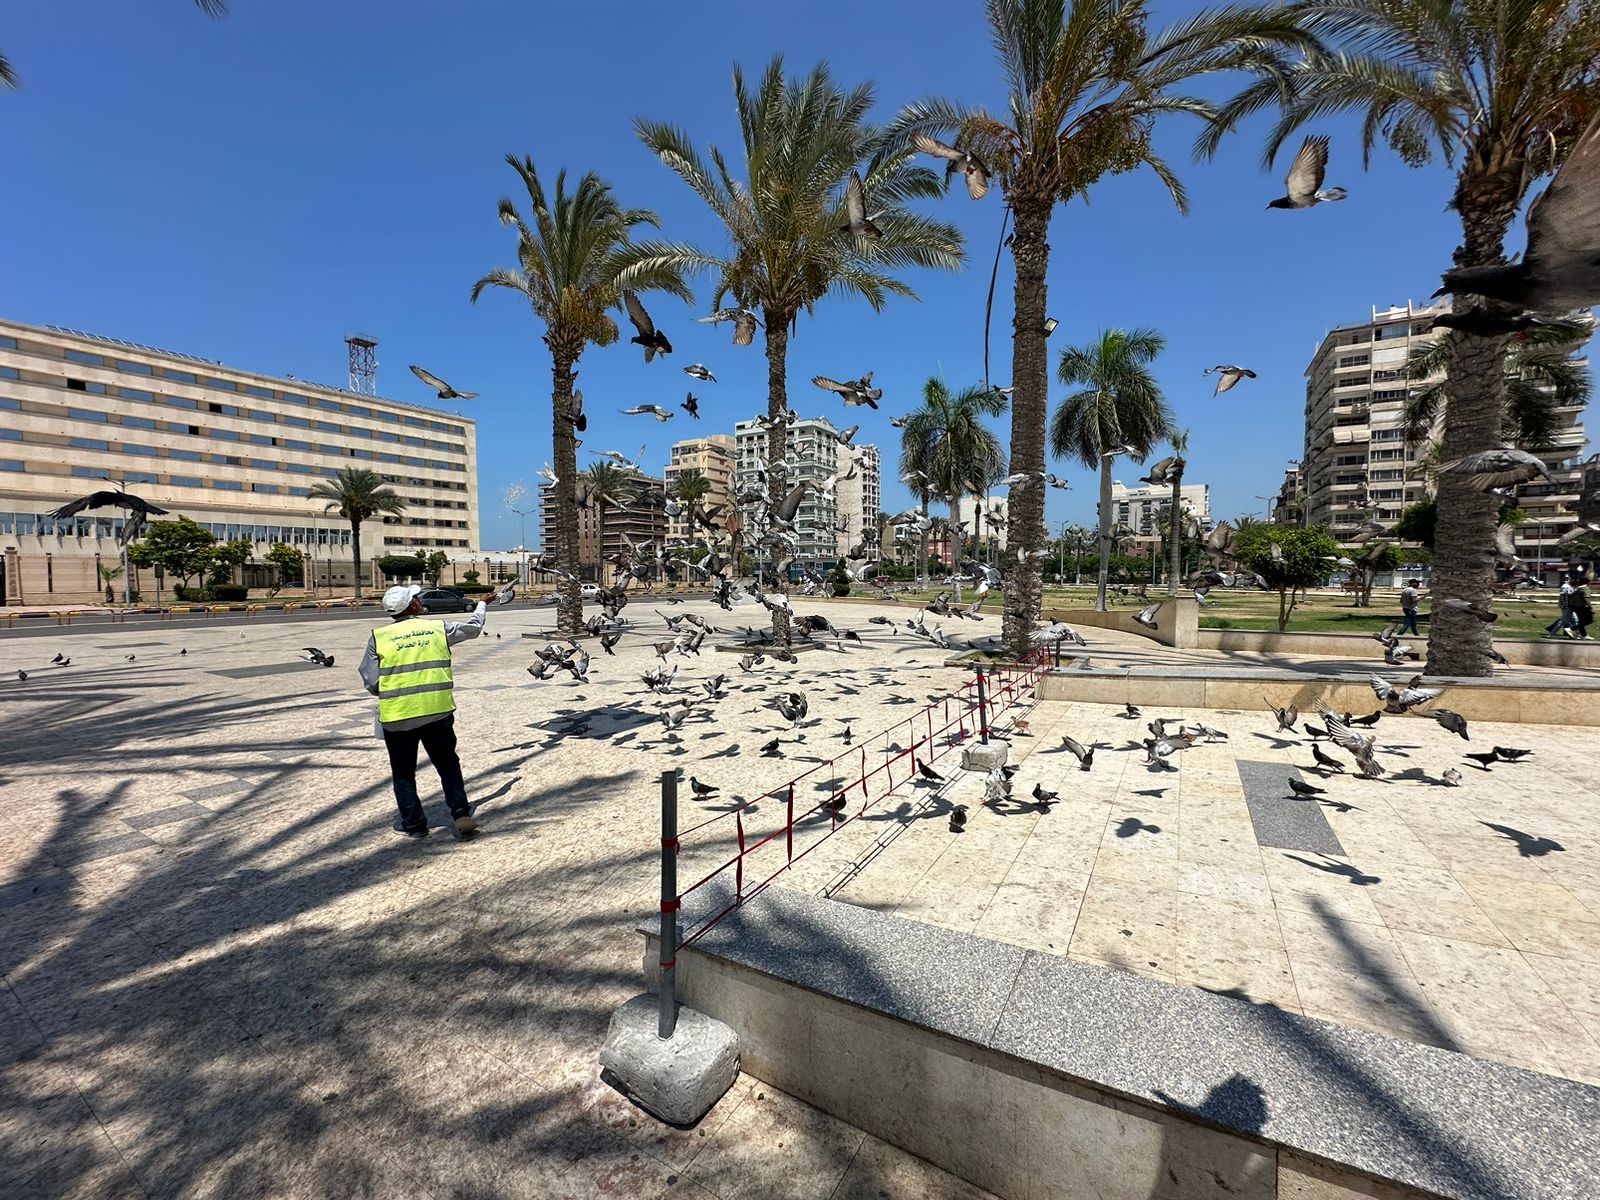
[359,584,487,838]
[1398,578,1421,636]
[1546,574,1576,638]
[1571,575,1594,641]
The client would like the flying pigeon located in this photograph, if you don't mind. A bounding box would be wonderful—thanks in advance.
[812,373,881,409]
[46,489,170,546]
[1061,735,1094,771]
[621,404,674,421]
[623,291,671,362]
[1204,365,1256,395]
[841,170,882,238]
[1436,447,1554,491]
[1268,135,1347,209]
[1436,111,1600,322]
[697,308,761,346]
[911,133,991,200]
[681,394,700,420]
[302,648,335,667]
[683,363,717,382]
[408,365,478,400]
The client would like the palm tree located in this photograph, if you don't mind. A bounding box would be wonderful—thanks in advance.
[309,468,406,601]
[903,378,1008,581]
[897,435,937,590]
[586,462,640,580]
[637,56,964,639]
[668,468,713,508]
[1065,523,1094,585]
[3,1,226,88]
[1165,429,1191,595]
[1405,319,1593,452]
[471,154,689,635]
[1050,329,1174,611]
[1207,0,1600,674]
[897,0,1316,655]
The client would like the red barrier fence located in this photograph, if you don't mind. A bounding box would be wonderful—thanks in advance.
[664,647,1051,953]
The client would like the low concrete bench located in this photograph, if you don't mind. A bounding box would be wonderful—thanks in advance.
[642,885,1598,1199]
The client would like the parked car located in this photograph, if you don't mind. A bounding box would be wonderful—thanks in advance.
[580,583,603,602]
[416,587,476,614]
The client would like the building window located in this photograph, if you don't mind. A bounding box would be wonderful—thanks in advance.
[0,428,18,441]
[207,401,239,416]
[283,438,311,451]
[288,486,312,497]
[68,408,108,422]
[212,429,240,441]
[249,459,277,470]
[67,379,107,394]
[123,444,159,457]
[69,437,109,451]
[0,366,18,380]
[205,378,236,392]
[119,386,154,401]
[248,433,272,446]
[252,483,281,493]
[282,393,309,406]
[123,471,158,485]
[214,480,244,491]
[169,476,202,488]
[166,395,199,410]
[0,460,23,472]
[65,349,102,366]
[288,463,314,474]
[244,385,273,399]
[0,335,16,349]
[72,466,111,479]
[162,368,197,384]
[120,416,157,430]
[117,359,153,375]
[284,415,310,428]
[168,448,201,462]
[213,454,243,466]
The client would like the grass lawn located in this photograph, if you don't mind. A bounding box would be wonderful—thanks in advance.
[826,582,1565,641]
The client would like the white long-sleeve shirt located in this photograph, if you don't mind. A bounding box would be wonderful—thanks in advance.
[358,603,487,730]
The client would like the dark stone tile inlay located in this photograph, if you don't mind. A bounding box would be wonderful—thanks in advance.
[1237,760,1345,856]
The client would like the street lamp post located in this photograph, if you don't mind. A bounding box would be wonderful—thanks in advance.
[504,483,537,585]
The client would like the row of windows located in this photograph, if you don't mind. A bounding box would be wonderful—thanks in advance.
[5,336,467,435]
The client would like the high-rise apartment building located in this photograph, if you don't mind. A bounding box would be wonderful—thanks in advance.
[955,495,1008,551]
[538,473,667,580]
[663,434,736,542]
[0,318,477,605]
[1110,481,1211,549]
[1301,300,1588,577]
[733,415,881,573]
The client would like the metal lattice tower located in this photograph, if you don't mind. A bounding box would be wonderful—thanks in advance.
[345,333,378,396]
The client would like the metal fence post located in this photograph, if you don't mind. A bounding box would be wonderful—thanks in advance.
[659,769,679,1040]
[976,671,990,744]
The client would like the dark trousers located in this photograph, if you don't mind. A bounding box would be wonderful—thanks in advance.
[1577,607,1594,639]
[1398,609,1420,636]
[383,714,469,832]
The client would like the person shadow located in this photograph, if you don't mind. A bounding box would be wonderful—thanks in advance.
[1149,1074,1271,1197]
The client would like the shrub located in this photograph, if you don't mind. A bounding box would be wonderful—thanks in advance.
[454,582,495,595]
[210,584,249,602]
[829,559,852,597]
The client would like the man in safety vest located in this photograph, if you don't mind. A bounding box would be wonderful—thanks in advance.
[358,584,487,838]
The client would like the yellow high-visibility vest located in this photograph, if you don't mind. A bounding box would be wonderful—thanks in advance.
[373,618,455,725]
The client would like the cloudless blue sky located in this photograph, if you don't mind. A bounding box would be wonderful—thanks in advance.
[2,1,1577,550]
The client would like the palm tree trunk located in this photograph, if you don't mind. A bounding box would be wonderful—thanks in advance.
[550,346,583,638]
[949,496,965,603]
[1427,184,1522,676]
[763,308,792,646]
[1167,467,1183,597]
[595,503,607,584]
[350,519,362,600]
[1001,203,1051,658]
[1095,458,1113,612]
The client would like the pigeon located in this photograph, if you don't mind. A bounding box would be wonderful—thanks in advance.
[683,363,717,382]
[54,657,70,667]
[1370,674,1442,714]
[1428,709,1470,740]
[916,759,944,782]
[623,291,672,361]
[1139,457,1181,487]
[949,805,968,833]
[51,653,64,664]
[125,655,136,662]
[1465,750,1500,771]
[1311,744,1344,772]
[179,648,187,655]
[1304,722,1327,740]
[45,489,170,546]
[840,170,882,238]
[759,737,782,757]
[600,632,622,655]
[1122,703,1140,719]
[1441,768,1463,786]
[1204,365,1257,395]
[1191,724,1229,743]
[408,364,478,400]
[910,133,991,199]
[1318,704,1385,778]
[302,647,335,667]
[1436,447,1554,491]
[1061,735,1094,771]
[1288,778,1327,798]
[1436,111,1600,321]
[812,373,881,409]
[689,776,719,798]
[696,307,761,346]
[493,579,517,605]
[1265,697,1299,732]
[1492,746,1532,762]
[1440,598,1498,623]
[681,394,701,419]
[620,404,674,421]
[1133,603,1161,629]
[15,671,25,681]
[1268,135,1347,209]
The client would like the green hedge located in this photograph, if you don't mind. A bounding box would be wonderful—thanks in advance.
[453,582,496,595]
[174,584,249,602]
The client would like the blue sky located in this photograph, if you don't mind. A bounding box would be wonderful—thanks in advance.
[1,1,1565,550]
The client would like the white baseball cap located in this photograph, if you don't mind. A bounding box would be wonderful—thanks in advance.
[383,584,422,615]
